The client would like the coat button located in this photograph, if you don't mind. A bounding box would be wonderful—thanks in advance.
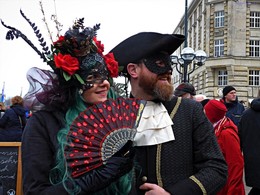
[142,176,147,182]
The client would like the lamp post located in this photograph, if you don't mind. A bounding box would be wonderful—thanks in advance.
[184,0,188,47]
[171,0,207,83]
[171,47,207,83]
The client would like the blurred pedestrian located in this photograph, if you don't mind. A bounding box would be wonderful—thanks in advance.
[174,82,196,99]
[0,96,26,141]
[0,102,6,118]
[220,86,245,126]
[194,94,207,102]
[204,99,245,195]
[238,97,260,195]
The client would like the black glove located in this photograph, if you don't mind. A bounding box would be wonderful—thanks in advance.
[75,140,135,193]
[113,140,135,158]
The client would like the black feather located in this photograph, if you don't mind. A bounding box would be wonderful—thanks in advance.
[1,19,47,62]
[20,9,51,60]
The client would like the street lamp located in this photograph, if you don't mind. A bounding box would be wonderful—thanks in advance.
[171,47,207,83]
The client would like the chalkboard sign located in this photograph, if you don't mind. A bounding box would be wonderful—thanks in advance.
[0,142,22,195]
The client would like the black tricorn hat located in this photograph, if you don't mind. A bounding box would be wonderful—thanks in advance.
[110,32,185,75]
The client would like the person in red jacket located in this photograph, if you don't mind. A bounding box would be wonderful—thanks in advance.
[204,99,245,195]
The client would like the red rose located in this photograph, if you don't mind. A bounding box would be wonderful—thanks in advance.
[93,37,104,55]
[104,53,118,78]
[54,53,79,75]
[53,36,65,47]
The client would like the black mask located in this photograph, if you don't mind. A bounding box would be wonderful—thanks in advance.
[80,53,108,91]
[142,52,172,75]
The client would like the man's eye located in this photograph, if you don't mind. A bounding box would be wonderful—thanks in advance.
[155,60,168,67]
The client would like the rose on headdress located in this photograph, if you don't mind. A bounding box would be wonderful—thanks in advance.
[54,53,79,75]
[93,37,104,55]
[104,53,118,78]
[53,36,65,47]
[51,20,118,83]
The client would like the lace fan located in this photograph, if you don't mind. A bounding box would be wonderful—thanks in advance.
[65,97,146,178]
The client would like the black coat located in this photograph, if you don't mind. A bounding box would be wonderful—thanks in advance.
[0,104,27,141]
[0,110,5,118]
[131,97,228,195]
[238,98,260,188]
[22,108,132,195]
[22,110,69,194]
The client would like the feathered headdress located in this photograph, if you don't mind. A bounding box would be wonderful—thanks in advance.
[1,10,120,111]
[1,10,119,86]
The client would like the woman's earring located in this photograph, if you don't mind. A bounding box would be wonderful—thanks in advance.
[78,89,83,95]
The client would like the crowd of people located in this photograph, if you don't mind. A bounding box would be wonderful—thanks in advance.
[0,12,259,195]
[192,85,258,195]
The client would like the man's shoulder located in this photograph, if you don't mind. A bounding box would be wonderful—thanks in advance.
[163,97,200,111]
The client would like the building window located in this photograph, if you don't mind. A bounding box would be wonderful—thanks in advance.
[249,40,260,57]
[215,10,224,28]
[214,39,224,57]
[249,70,260,86]
[250,12,260,28]
[218,70,227,86]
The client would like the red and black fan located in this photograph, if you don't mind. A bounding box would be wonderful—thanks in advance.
[64,97,146,178]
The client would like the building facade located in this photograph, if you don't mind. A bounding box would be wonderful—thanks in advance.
[173,0,260,106]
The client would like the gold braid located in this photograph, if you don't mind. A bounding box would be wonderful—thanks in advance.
[156,97,182,187]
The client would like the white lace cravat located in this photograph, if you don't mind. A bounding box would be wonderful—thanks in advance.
[134,101,175,146]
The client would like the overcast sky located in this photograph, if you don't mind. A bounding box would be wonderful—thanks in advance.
[0,0,191,98]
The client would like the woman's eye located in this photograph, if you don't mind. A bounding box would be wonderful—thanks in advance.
[86,74,104,83]
[86,75,94,82]
[94,75,102,80]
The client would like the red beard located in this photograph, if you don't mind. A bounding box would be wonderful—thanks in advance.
[139,73,173,101]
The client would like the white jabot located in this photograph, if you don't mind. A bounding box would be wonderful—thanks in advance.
[134,101,175,146]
